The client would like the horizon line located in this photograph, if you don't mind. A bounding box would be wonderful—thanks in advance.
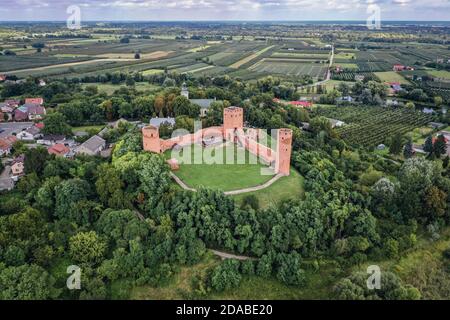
[1,19,450,23]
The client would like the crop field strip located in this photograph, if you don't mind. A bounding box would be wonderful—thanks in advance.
[313,106,432,146]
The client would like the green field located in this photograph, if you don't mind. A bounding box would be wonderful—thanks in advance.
[232,168,304,208]
[167,144,275,192]
[374,71,410,84]
[427,70,450,80]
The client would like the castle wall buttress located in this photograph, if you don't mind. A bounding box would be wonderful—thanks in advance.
[275,128,292,176]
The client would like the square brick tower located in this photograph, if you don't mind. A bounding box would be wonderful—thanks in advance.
[142,125,162,153]
[223,106,243,140]
[275,128,292,176]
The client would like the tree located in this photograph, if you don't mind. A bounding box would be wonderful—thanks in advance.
[173,96,199,117]
[434,96,443,107]
[405,101,415,110]
[42,112,72,136]
[276,253,306,286]
[134,52,141,59]
[54,178,90,222]
[423,135,433,154]
[433,135,447,158]
[0,264,59,300]
[334,271,420,300]
[389,133,403,155]
[424,186,447,220]
[24,146,49,175]
[95,164,128,209]
[403,138,414,159]
[210,259,242,292]
[69,231,107,265]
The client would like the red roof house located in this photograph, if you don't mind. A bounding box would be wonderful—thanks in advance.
[393,64,405,71]
[35,122,45,130]
[0,75,6,82]
[25,97,44,105]
[48,144,70,157]
[289,101,313,108]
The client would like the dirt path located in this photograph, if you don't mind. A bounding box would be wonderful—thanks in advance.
[170,171,284,195]
[210,250,255,261]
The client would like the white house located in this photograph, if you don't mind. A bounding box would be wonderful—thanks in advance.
[16,130,35,141]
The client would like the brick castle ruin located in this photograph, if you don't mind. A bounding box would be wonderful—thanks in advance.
[142,106,292,176]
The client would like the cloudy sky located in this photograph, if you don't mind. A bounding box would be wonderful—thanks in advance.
[0,0,449,21]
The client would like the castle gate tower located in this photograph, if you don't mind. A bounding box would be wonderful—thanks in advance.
[142,125,162,154]
[223,106,244,140]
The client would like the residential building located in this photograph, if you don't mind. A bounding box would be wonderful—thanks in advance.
[37,135,66,146]
[149,117,176,128]
[75,135,106,156]
[11,155,25,176]
[16,130,35,141]
[25,97,44,105]
[48,143,71,157]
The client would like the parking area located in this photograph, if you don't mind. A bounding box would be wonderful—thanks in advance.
[0,122,33,138]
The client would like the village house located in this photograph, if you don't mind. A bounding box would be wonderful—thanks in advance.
[10,155,25,176]
[25,97,44,105]
[329,118,346,128]
[150,117,176,128]
[48,143,71,157]
[0,136,17,156]
[16,130,35,141]
[37,134,66,146]
[26,104,46,120]
[75,135,106,156]
[14,108,29,121]
[393,64,406,71]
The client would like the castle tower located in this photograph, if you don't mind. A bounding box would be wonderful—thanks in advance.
[275,128,292,176]
[223,106,243,140]
[142,125,162,153]
[181,82,189,99]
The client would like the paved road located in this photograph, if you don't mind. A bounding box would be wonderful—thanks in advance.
[0,122,33,138]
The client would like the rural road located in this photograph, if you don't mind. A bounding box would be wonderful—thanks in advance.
[297,44,334,90]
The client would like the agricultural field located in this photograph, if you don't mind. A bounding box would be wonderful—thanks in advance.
[250,59,328,80]
[313,105,433,146]
[374,71,410,84]
[427,70,450,80]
